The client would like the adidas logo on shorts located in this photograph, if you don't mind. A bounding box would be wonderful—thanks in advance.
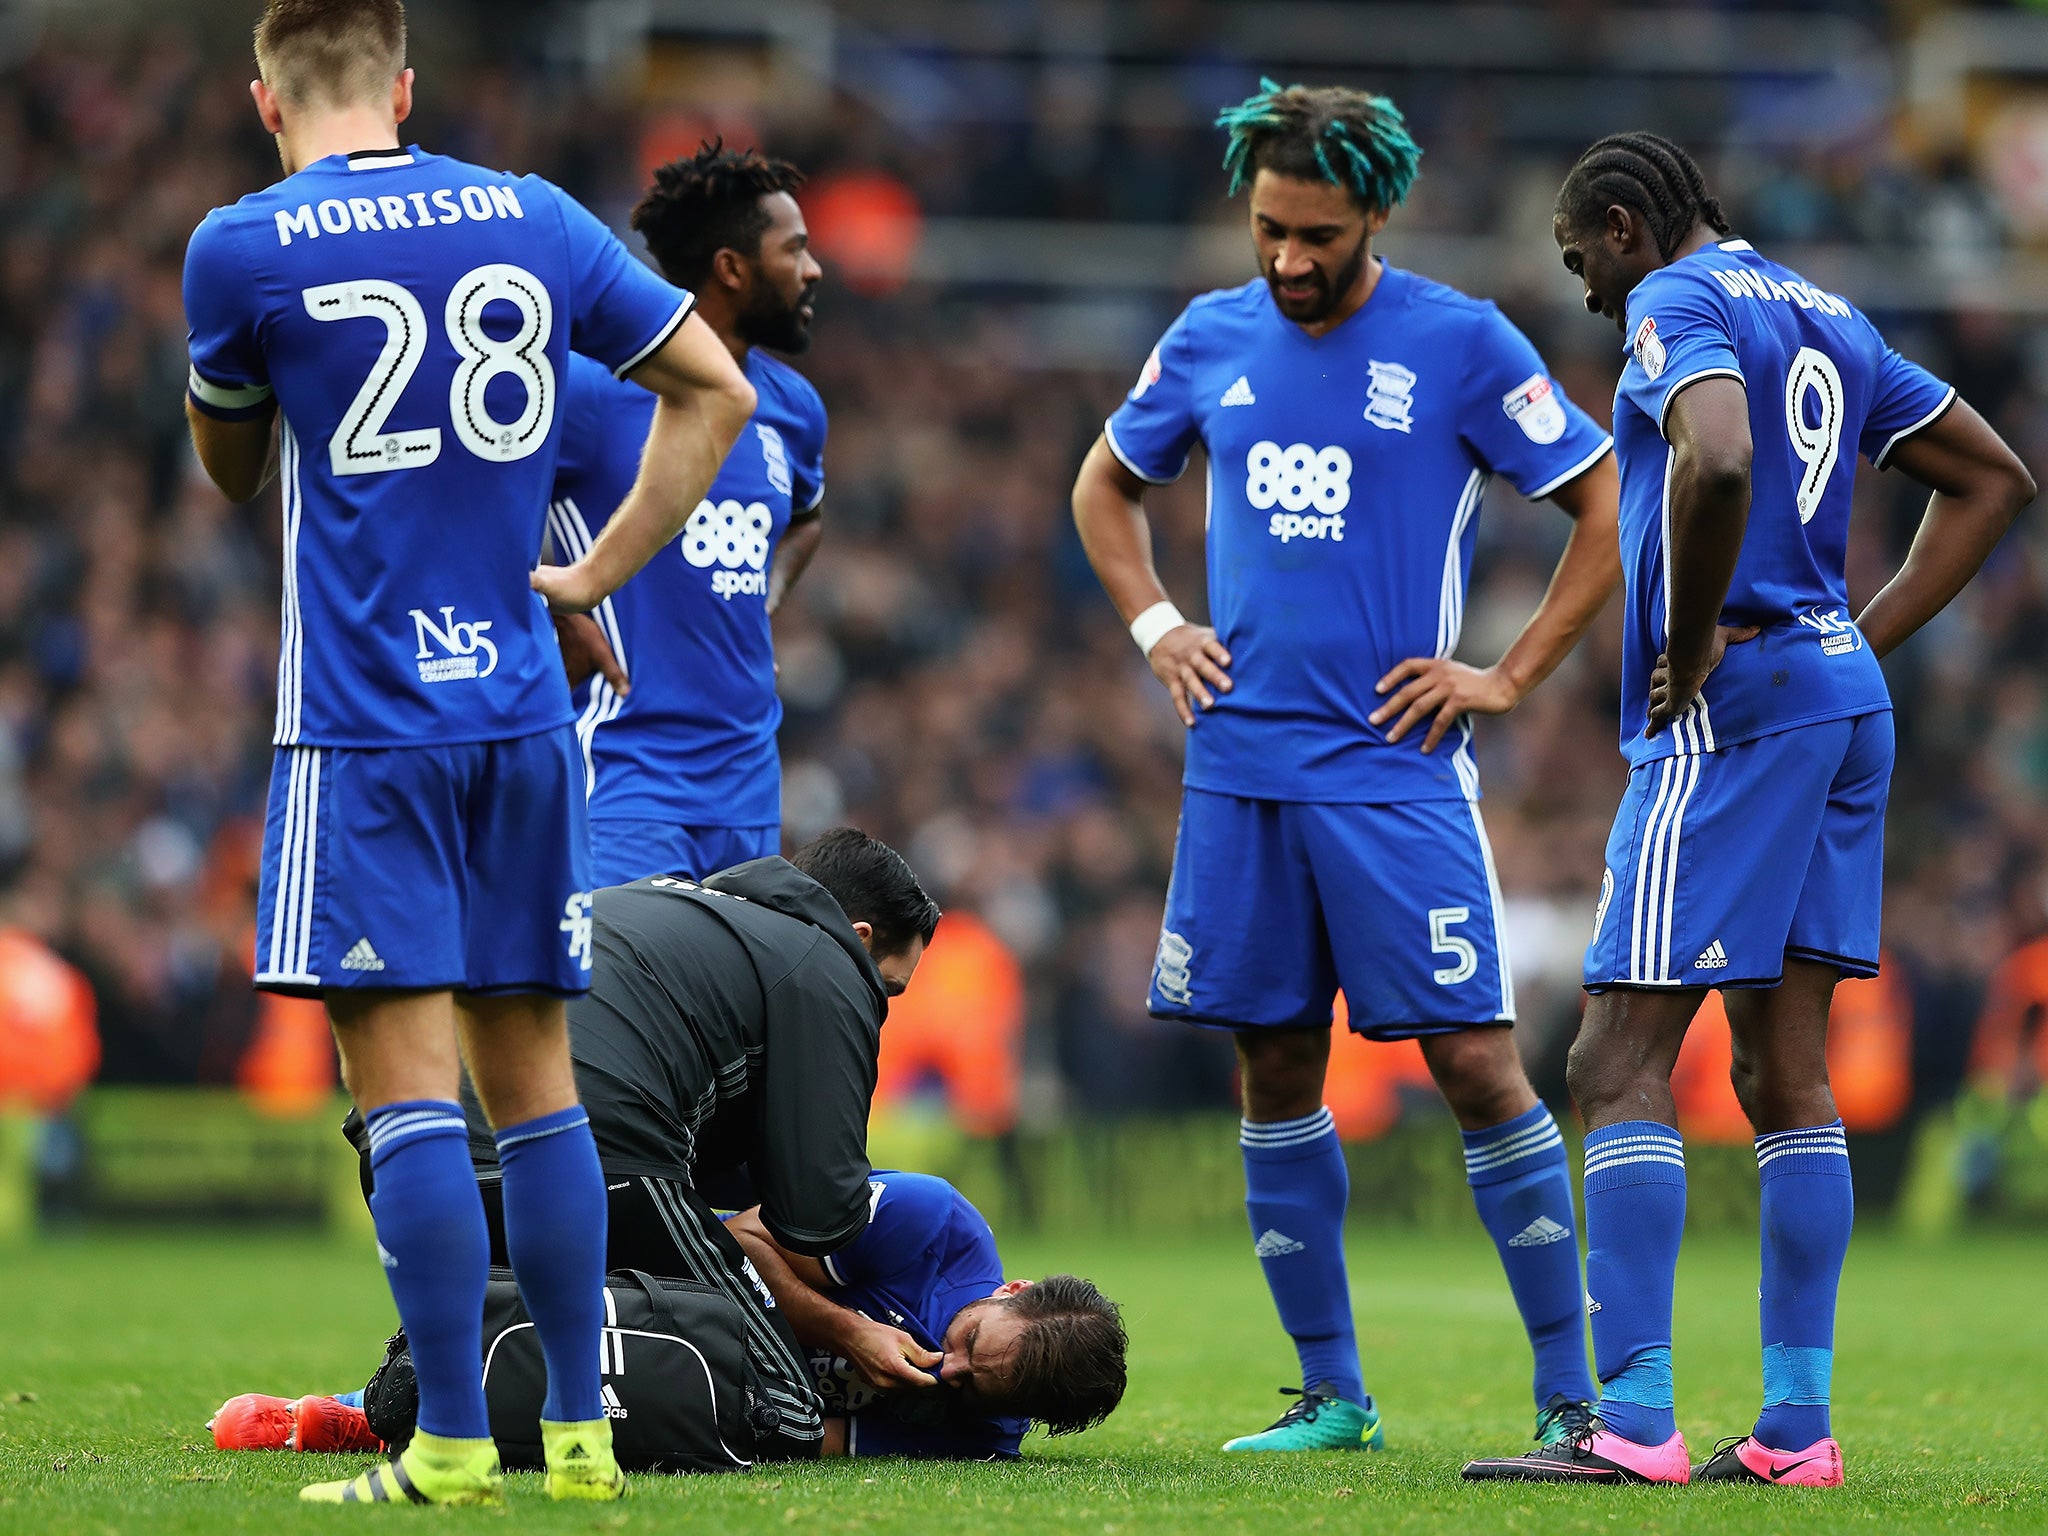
[1694,939,1730,971]
[340,937,385,972]
[1508,1216,1571,1248]
[1253,1229,1306,1258]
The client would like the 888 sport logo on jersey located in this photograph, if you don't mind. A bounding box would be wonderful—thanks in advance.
[1246,440,1351,543]
[679,499,774,599]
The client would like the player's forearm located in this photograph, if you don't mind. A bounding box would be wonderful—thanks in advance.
[1856,489,2023,660]
[1855,401,2035,659]
[1072,436,1173,623]
[1494,459,1622,698]
[766,514,823,615]
[726,1212,858,1351]
[578,384,753,600]
[1662,384,1753,675]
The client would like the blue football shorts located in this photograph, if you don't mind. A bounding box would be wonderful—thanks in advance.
[1149,788,1515,1039]
[1584,710,1893,992]
[254,726,592,997]
[588,820,779,888]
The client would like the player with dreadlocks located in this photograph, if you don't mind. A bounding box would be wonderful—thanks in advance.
[548,141,827,885]
[1460,133,2034,1486]
[1072,80,1621,1454]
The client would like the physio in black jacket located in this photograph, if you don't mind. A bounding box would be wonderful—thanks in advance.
[351,828,938,1458]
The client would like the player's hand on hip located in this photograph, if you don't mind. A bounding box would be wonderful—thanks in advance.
[1149,624,1232,728]
[1371,656,1519,754]
[1646,623,1759,735]
[845,1318,943,1392]
[531,560,606,616]
[552,612,629,695]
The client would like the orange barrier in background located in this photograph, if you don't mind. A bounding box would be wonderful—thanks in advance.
[874,910,1024,1136]
[0,927,99,1114]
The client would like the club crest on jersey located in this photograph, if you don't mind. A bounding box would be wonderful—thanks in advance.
[1632,316,1667,380]
[1501,373,1568,445]
[1131,343,1164,401]
[409,605,498,682]
[1364,360,1416,433]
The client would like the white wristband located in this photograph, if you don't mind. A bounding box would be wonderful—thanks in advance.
[1129,600,1187,657]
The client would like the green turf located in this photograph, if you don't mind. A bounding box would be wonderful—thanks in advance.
[1,1222,2043,1534]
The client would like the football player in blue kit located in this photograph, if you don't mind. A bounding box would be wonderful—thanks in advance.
[547,143,828,885]
[180,0,755,1506]
[1461,134,2034,1487]
[1071,81,1622,1454]
[728,1171,1128,1460]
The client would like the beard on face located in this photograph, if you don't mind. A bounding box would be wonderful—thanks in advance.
[1265,229,1370,323]
[736,280,817,355]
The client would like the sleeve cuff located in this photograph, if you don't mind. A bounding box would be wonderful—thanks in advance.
[1873,387,1957,470]
[1522,436,1614,501]
[1657,367,1747,439]
[612,293,697,380]
[794,481,826,516]
[821,1251,847,1286]
[1102,419,1183,486]
[187,365,274,421]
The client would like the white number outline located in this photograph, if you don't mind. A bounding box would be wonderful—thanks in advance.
[302,263,556,477]
[445,263,555,464]
[302,279,442,478]
[1429,906,1478,986]
[1784,346,1844,524]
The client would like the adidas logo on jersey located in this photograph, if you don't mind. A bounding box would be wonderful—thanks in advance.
[1253,1229,1306,1258]
[1695,940,1730,970]
[600,1383,628,1421]
[340,937,385,972]
[1508,1216,1571,1248]
[1219,375,1256,407]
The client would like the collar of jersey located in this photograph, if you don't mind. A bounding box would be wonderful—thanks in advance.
[1262,258,1402,344]
[304,144,426,173]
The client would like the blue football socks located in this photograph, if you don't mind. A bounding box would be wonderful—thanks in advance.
[495,1104,608,1424]
[1754,1120,1852,1449]
[1462,1102,1596,1407]
[363,1100,491,1441]
[1241,1107,1367,1407]
[1582,1120,1686,1446]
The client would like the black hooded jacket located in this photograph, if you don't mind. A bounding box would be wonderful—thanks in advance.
[465,858,888,1256]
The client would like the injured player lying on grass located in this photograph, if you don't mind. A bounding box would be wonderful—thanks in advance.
[211,1170,1128,1462]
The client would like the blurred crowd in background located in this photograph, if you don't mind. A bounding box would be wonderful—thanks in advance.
[2,0,2048,1163]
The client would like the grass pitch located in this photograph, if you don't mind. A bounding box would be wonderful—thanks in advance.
[0,1220,2042,1535]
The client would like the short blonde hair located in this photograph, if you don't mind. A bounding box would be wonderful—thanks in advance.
[254,0,406,111]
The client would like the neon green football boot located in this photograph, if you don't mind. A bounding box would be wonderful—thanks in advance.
[298,1430,504,1505]
[1534,1394,1598,1449]
[541,1417,629,1502]
[1222,1382,1384,1452]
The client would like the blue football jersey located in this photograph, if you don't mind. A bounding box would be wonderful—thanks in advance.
[1611,239,1955,765]
[183,147,694,748]
[809,1171,1027,1460]
[549,349,824,828]
[1106,270,1612,802]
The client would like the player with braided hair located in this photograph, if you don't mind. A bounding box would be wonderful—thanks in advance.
[1073,81,1621,1453]
[548,140,828,886]
[1460,134,2034,1486]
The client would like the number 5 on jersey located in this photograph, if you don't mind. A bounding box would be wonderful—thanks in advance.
[303,262,555,477]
